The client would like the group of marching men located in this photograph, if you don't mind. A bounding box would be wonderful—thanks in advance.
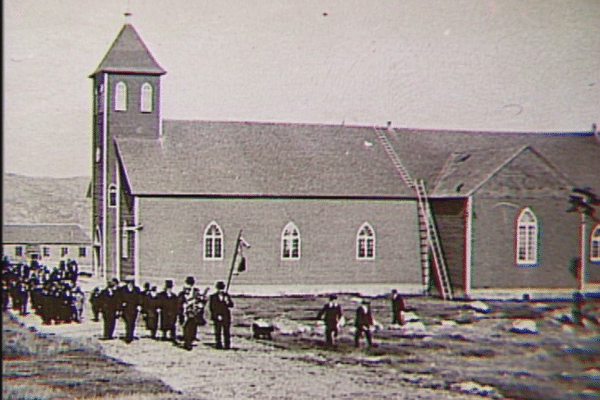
[90,276,234,350]
[2,256,85,325]
[3,254,409,350]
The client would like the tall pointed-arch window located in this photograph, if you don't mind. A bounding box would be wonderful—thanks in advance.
[281,222,300,260]
[357,223,376,260]
[115,81,127,111]
[204,222,223,260]
[140,82,153,113]
[516,207,538,265]
[591,224,600,262]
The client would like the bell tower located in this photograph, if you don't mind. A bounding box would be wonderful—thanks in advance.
[90,19,166,281]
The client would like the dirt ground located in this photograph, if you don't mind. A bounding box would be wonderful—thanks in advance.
[3,292,600,400]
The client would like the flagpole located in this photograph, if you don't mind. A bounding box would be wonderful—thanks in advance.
[226,229,242,292]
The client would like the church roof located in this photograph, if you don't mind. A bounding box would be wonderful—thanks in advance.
[115,121,414,197]
[115,121,600,198]
[385,129,599,195]
[3,224,91,245]
[91,24,165,76]
[431,145,574,197]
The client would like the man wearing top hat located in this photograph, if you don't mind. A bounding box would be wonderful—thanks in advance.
[209,281,234,349]
[316,294,343,346]
[118,277,142,344]
[158,280,181,342]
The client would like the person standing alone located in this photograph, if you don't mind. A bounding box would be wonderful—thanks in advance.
[209,281,234,349]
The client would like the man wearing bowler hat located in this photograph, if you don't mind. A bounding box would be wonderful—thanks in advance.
[209,281,234,349]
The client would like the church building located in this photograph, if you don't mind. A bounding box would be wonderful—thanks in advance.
[90,23,600,298]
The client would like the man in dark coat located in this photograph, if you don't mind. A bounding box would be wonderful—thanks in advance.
[158,280,180,342]
[391,289,406,325]
[142,286,161,339]
[89,287,102,322]
[118,278,142,343]
[354,299,374,347]
[99,279,120,339]
[209,281,234,349]
[316,294,343,346]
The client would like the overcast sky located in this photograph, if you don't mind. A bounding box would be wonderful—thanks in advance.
[4,0,600,178]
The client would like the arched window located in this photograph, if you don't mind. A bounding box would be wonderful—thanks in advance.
[204,222,223,260]
[516,207,538,265]
[357,223,376,260]
[591,224,600,262]
[115,81,127,111]
[281,222,300,260]
[140,82,153,113]
[108,184,117,208]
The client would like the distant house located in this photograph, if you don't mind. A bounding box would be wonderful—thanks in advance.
[90,23,600,298]
[2,224,92,270]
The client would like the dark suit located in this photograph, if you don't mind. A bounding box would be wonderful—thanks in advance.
[391,293,406,324]
[118,285,142,343]
[354,304,373,347]
[158,290,181,341]
[142,292,161,339]
[209,290,234,349]
[317,301,343,346]
[99,287,120,339]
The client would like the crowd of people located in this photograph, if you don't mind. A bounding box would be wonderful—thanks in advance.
[91,276,234,351]
[2,256,85,324]
[3,254,409,351]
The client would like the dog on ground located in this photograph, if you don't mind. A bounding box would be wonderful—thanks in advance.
[252,323,275,340]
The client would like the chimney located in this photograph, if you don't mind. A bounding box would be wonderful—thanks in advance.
[386,121,393,131]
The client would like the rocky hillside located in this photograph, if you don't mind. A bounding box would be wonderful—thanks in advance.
[2,173,91,233]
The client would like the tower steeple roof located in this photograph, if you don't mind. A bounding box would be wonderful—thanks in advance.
[91,24,165,76]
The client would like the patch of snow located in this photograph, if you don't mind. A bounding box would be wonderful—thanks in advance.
[439,320,457,328]
[271,317,313,335]
[549,308,573,323]
[509,319,538,334]
[403,321,427,331]
[402,311,420,322]
[465,301,490,313]
[450,381,502,398]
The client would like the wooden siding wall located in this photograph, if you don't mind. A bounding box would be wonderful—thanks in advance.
[471,198,579,289]
[135,197,421,288]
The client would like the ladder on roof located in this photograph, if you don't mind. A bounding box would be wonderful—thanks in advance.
[373,128,452,300]
[373,128,415,189]
[415,179,453,300]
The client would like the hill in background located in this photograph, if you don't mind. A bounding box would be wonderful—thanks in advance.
[3,173,91,234]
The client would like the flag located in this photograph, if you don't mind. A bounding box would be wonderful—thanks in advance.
[237,256,246,273]
[240,237,251,248]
